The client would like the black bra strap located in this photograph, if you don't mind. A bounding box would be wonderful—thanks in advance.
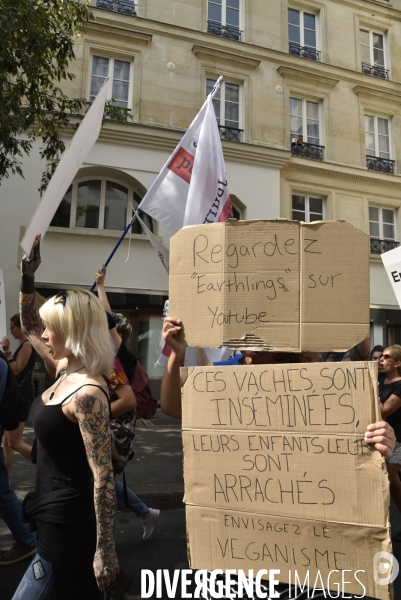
[60,384,110,406]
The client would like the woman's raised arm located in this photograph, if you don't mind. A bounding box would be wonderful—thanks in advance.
[19,236,59,378]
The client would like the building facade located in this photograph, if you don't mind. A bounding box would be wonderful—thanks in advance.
[1,0,401,385]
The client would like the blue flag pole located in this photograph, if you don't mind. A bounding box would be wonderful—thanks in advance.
[89,212,138,292]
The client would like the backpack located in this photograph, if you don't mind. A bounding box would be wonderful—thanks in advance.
[109,415,136,475]
[130,360,157,420]
[0,351,23,431]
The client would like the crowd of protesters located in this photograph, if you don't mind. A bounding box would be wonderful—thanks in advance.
[0,235,398,600]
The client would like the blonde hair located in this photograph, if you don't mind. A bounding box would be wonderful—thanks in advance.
[39,289,114,376]
[385,345,401,376]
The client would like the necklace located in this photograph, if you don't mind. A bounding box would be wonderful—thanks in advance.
[49,366,85,400]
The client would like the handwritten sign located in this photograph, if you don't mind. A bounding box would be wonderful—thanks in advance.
[381,245,401,308]
[0,270,6,340]
[169,220,369,352]
[181,362,391,599]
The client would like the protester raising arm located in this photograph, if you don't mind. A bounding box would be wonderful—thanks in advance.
[19,235,65,379]
[95,266,121,351]
[160,317,185,419]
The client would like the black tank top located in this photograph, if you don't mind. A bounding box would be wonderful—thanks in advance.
[14,339,37,401]
[29,384,109,520]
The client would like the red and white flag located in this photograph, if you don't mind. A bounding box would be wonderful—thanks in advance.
[138,77,232,232]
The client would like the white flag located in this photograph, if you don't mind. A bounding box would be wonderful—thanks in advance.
[136,213,170,273]
[21,79,110,255]
[138,78,232,233]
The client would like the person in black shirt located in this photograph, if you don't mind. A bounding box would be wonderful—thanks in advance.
[1,313,36,470]
[378,345,401,513]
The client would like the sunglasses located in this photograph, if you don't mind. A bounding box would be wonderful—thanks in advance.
[382,354,393,360]
[54,290,67,306]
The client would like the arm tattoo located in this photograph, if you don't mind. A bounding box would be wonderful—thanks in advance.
[19,291,45,340]
[75,392,118,578]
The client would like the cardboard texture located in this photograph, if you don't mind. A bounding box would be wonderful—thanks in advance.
[181,362,392,599]
[169,220,369,352]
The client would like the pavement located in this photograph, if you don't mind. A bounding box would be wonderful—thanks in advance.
[2,410,401,600]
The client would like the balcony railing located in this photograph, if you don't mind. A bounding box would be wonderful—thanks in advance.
[366,155,395,174]
[291,141,324,161]
[207,21,242,41]
[95,0,137,15]
[370,238,400,255]
[289,42,320,62]
[85,99,132,121]
[362,62,389,80]
[218,125,243,142]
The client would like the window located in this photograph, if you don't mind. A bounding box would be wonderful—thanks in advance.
[290,98,319,145]
[50,178,153,234]
[369,206,395,239]
[369,206,398,253]
[290,97,324,160]
[90,56,132,109]
[365,116,390,159]
[207,0,241,41]
[207,78,242,141]
[365,115,394,173]
[292,195,324,222]
[360,29,388,79]
[288,8,319,61]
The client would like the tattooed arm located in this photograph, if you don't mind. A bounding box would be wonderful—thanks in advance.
[73,387,119,591]
[19,235,59,378]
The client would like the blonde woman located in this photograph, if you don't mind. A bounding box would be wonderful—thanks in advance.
[13,237,119,600]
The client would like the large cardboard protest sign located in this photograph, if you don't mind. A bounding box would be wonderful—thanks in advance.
[181,362,392,599]
[169,220,369,352]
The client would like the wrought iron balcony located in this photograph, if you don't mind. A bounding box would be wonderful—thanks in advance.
[218,125,243,142]
[289,42,320,62]
[85,99,131,121]
[291,141,324,161]
[362,62,389,80]
[95,0,137,16]
[366,155,395,174]
[207,21,242,41]
[370,238,399,255]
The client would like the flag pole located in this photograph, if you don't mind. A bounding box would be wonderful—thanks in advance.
[89,212,139,292]
[210,75,224,98]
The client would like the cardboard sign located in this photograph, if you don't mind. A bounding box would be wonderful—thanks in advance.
[21,78,109,256]
[169,220,369,352]
[181,362,391,599]
[381,245,401,307]
[0,270,6,340]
